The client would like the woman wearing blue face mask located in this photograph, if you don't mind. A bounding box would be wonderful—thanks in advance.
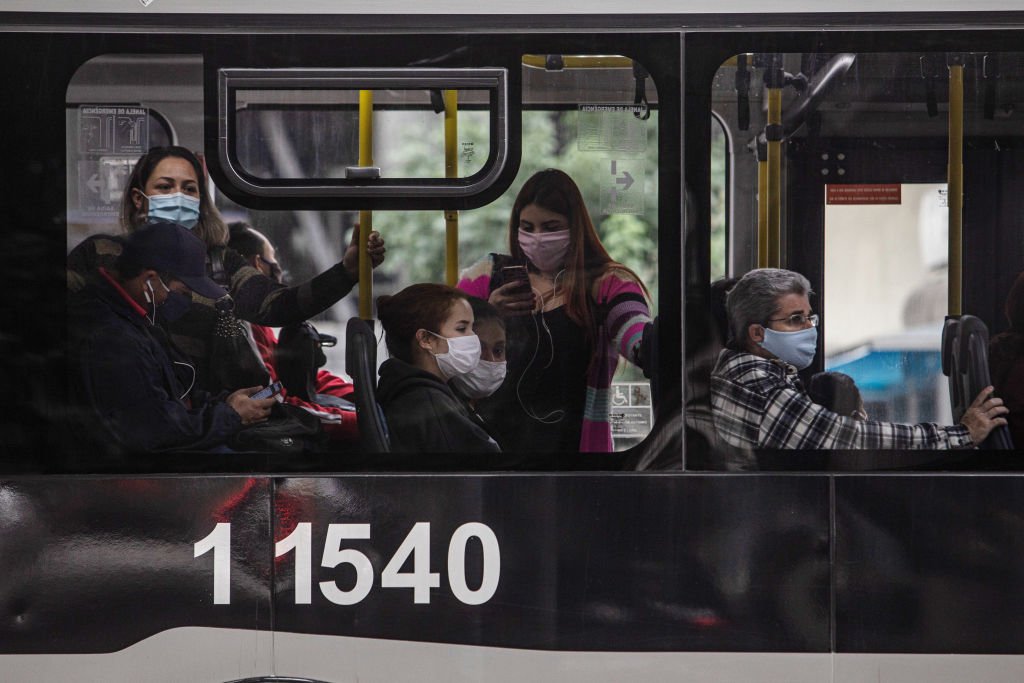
[457,169,653,454]
[710,267,1009,450]
[68,145,387,394]
[376,284,501,454]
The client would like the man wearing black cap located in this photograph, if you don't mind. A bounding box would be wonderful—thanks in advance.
[69,220,277,452]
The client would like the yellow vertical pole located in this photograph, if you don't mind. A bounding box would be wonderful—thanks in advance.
[766,87,783,268]
[444,90,459,286]
[757,158,769,268]
[358,89,374,320]
[947,64,964,317]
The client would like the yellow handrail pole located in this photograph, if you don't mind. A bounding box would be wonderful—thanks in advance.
[444,89,459,286]
[358,89,374,320]
[766,87,783,268]
[757,158,769,268]
[947,64,964,317]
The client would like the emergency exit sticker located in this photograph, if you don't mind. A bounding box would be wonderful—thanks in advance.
[826,184,901,205]
[577,104,648,153]
[78,105,149,156]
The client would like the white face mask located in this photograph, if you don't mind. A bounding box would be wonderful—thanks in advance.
[428,332,481,380]
[518,228,571,273]
[451,359,507,399]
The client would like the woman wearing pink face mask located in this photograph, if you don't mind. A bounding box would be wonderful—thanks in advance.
[457,169,652,453]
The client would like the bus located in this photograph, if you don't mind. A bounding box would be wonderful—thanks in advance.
[3,3,1024,681]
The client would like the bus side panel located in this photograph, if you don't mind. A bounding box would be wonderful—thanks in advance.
[0,477,273,655]
[270,475,832,654]
[835,475,1024,653]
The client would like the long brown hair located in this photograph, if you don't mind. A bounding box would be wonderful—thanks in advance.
[507,169,646,342]
[120,146,229,247]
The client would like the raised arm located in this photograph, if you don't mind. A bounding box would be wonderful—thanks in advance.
[594,269,652,368]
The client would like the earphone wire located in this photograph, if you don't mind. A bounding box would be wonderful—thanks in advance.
[172,361,196,401]
[515,269,566,424]
[144,280,156,325]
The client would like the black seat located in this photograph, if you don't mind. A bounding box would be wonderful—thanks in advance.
[942,315,1014,449]
[345,317,390,453]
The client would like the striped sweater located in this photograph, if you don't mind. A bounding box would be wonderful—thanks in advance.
[458,253,651,452]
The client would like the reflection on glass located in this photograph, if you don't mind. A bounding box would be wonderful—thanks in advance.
[824,183,950,423]
[233,88,491,180]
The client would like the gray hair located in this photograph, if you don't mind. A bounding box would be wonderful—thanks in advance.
[726,268,813,345]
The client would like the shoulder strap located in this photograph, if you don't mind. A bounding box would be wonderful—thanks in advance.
[208,246,229,287]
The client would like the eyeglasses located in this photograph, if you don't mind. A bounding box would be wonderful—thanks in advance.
[765,313,819,328]
[259,255,285,282]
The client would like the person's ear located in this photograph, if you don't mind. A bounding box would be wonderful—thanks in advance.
[248,254,262,271]
[748,323,766,345]
[415,329,435,352]
[132,187,146,211]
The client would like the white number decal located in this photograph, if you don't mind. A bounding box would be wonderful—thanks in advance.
[200,521,499,606]
[275,522,313,604]
[319,524,374,605]
[381,522,441,604]
[448,522,501,605]
[194,522,231,605]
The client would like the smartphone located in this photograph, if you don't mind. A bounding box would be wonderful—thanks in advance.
[250,381,283,400]
[502,265,530,290]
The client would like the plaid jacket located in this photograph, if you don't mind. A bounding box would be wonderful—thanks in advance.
[710,349,973,450]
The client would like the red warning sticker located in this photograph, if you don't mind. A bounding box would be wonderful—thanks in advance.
[826,184,902,205]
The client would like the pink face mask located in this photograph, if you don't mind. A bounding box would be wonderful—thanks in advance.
[518,228,571,273]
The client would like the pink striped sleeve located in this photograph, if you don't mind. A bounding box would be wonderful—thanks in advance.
[456,254,495,299]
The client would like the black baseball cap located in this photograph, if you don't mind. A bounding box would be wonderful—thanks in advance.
[122,219,227,300]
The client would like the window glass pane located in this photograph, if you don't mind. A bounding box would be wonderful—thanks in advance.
[704,49,1024,457]
[233,88,490,180]
[66,50,660,458]
[824,182,950,423]
[710,116,728,281]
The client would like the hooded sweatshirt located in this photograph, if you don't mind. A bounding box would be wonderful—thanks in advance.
[375,357,500,454]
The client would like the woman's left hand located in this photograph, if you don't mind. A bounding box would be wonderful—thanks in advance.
[342,224,387,279]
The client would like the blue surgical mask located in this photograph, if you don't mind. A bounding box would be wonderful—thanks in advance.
[158,290,192,324]
[760,326,818,370]
[147,192,200,230]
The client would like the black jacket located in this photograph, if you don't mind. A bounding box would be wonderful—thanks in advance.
[68,279,242,452]
[376,358,500,454]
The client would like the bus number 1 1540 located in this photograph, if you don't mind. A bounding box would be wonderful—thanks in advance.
[194,521,500,606]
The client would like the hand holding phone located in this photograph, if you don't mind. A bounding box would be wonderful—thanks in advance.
[493,265,536,316]
[250,381,283,400]
[502,265,530,290]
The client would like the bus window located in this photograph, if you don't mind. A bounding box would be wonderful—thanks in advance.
[824,181,950,423]
[65,54,185,249]
[710,114,728,281]
[66,46,665,460]
[232,85,490,180]
[218,68,508,203]
[702,49,1023,458]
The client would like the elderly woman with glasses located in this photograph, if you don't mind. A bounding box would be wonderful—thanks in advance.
[710,268,1007,450]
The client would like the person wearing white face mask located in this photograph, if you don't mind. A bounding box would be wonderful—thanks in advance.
[448,297,509,444]
[68,146,386,395]
[457,169,653,453]
[376,284,501,454]
[711,267,1009,450]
